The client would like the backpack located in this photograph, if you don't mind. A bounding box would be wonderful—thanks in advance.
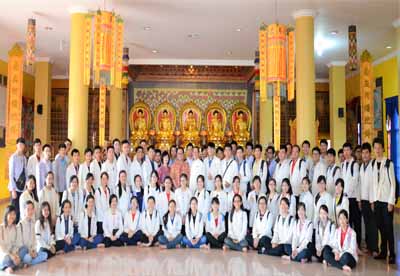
[372,159,399,204]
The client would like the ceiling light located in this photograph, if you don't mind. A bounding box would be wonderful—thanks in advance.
[44,26,53,31]
[330,30,338,35]
[152,49,158,54]
[187,33,199,39]
[143,26,151,31]
[386,45,392,49]
[236,28,241,32]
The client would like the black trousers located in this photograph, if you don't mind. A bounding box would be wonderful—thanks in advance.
[323,247,357,269]
[104,237,124,248]
[246,234,272,253]
[97,222,104,235]
[361,200,378,253]
[58,192,63,206]
[10,191,22,223]
[348,198,361,246]
[375,201,395,257]
[140,229,162,246]
[205,232,226,249]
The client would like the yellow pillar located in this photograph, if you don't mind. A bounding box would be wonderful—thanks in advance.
[68,8,88,154]
[293,9,316,146]
[259,99,273,147]
[109,86,123,140]
[33,58,52,143]
[328,61,347,149]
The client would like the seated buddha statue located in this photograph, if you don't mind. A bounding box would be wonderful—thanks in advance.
[234,111,250,143]
[209,110,225,142]
[132,109,148,141]
[182,110,199,146]
[159,109,174,139]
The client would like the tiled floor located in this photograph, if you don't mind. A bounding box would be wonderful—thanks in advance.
[0,202,398,276]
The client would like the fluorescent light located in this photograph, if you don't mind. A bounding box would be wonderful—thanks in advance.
[330,30,338,35]
[187,33,200,39]
[143,26,151,31]
[152,50,158,54]
[386,45,392,49]
[236,28,241,32]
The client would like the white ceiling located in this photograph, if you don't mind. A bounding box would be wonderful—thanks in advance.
[0,0,398,78]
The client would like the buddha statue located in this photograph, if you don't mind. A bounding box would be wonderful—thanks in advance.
[132,109,148,141]
[159,109,174,139]
[234,111,250,143]
[182,110,199,146]
[209,110,225,145]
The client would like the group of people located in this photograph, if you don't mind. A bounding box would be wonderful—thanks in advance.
[3,136,397,273]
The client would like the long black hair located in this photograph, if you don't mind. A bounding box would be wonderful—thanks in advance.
[230,194,245,222]
[163,176,174,192]
[335,178,345,206]
[281,178,293,195]
[266,178,277,195]
[44,171,54,188]
[188,197,198,224]
[109,194,118,207]
[60,199,72,217]
[39,201,52,230]
[162,199,176,228]
[117,170,127,198]
[133,175,144,195]
[3,205,17,226]
[26,174,39,202]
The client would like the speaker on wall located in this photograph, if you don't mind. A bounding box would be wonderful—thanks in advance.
[37,104,43,115]
[338,107,344,118]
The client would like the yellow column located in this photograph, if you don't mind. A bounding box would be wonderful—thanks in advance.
[109,86,123,140]
[259,99,273,147]
[328,61,347,148]
[68,8,88,153]
[293,9,316,146]
[33,58,52,142]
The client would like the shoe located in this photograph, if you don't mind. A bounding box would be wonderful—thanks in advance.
[374,253,387,260]
[388,256,396,264]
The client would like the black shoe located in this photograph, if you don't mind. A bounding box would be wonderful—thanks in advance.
[388,256,396,264]
[374,253,387,260]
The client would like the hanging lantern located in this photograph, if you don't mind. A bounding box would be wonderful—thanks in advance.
[26,18,36,66]
[258,25,267,102]
[348,25,358,71]
[122,47,129,87]
[99,11,114,86]
[254,51,260,91]
[287,30,295,102]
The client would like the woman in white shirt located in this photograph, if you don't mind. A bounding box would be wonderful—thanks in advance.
[55,199,79,253]
[121,196,142,246]
[299,177,314,222]
[266,178,280,221]
[266,197,295,257]
[139,196,162,247]
[210,175,228,217]
[158,200,183,249]
[82,173,96,204]
[247,176,265,228]
[115,170,130,215]
[35,202,56,259]
[223,194,248,252]
[194,175,210,217]
[0,205,24,273]
[205,197,226,249]
[332,178,349,225]
[175,173,192,229]
[227,176,247,211]
[323,210,358,272]
[19,175,40,220]
[247,196,273,254]
[38,171,59,225]
[157,176,175,216]
[143,171,161,210]
[315,204,336,262]
[95,172,111,235]
[182,197,207,248]
[313,175,333,227]
[78,195,104,250]
[103,195,124,247]
[288,202,313,262]
[132,175,145,212]
[278,178,296,217]
[62,176,83,230]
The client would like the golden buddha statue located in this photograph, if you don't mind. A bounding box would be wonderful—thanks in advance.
[159,109,174,139]
[131,109,149,144]
[182,110,200,146]
[234,111,250,142]
[208,110,225,147]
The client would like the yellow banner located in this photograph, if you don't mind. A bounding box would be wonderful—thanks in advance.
[360,50,375,143]
[99,84,106,146]
[6,44,24,146]
[110,14,116,86]
[273,82,281,150]
[114,19,124,89]
[93,11,101,86]
[83,14,92,86]
[259,26,267,102]
[287,31,295,102]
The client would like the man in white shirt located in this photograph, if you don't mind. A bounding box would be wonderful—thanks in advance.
[36,144,52,192]
[189,147,206,193]
[146,145,158,172]
[341,142,361,247]
[252,144,268,193]
[289,145,307,202]
[326,148,341,196]
[113,138,121,160]
[102,146,117,192]
[310,147,327,196]
[360,142,378,256]
[66,149,80,189]
[319,139,328,165]
[273,145,290,193]
[203,142,221,192]
[130,146,152,188]
[90,146,103,190]
[236,146,251,194]
[371,138,396,264]
[78,148,92,190]
[301,140,313,175]
[27,138,41,177]
[245,142,254,168]
[185,143,194,168]
[116,140,132,185]
[220,143,238,192]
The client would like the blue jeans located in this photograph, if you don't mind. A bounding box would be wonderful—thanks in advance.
[56,231,80,253]
[266,243,292,256]
[20,246,47,266]
[0,247,26,270]
[79,234,104,249]
[158,234,183,249]
[291,248,312,262]
[182,235,207,248]
[224,237,248,251]
[120,231,142,246]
